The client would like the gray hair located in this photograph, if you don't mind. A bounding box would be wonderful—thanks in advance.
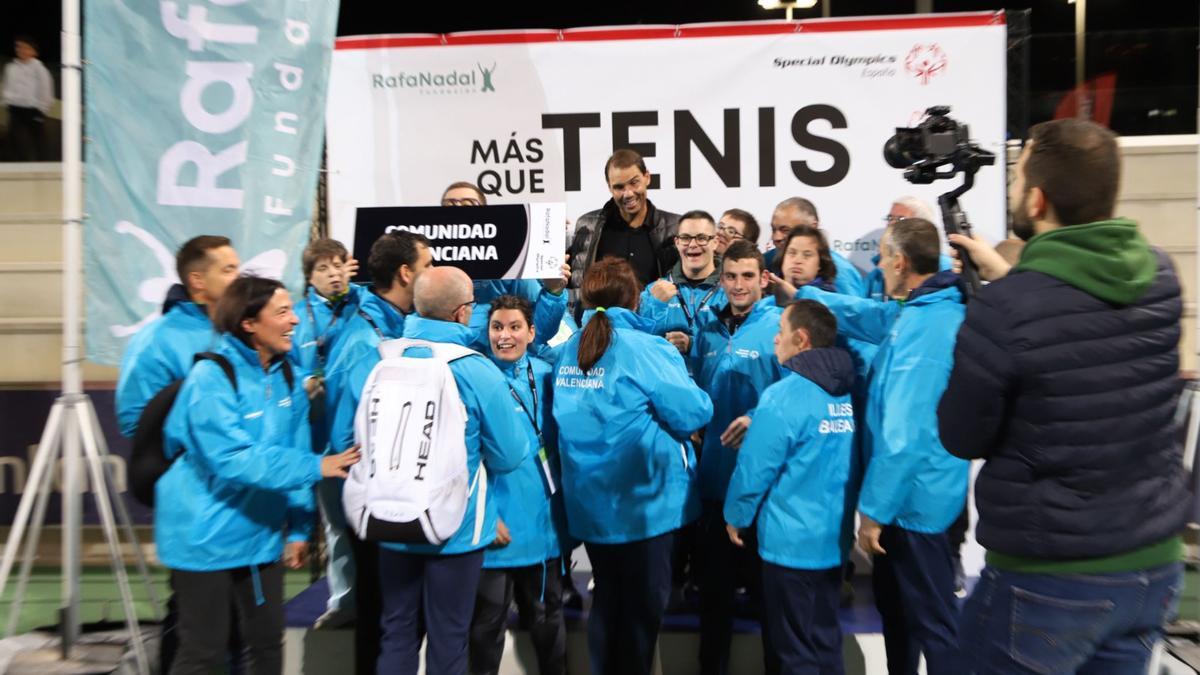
[413,267,473,320]
[892,195,936,222]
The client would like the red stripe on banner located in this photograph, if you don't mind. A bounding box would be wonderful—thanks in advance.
[444,30,562,46]
[333,12,1005,49]
[335,35,443,49]
[796,12,1005,33]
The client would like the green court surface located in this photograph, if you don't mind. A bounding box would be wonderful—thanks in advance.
[0,567,1198,637]
[0,567,314,635]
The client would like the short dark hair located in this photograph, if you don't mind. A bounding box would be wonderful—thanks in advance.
[722,208,761,246]
[441,181,487,205]
[679,210,716,227]
[214,276,285,348]
[722,239,765,274]
[487,294,534,328]
[302,238,349,280]
[784,299,838,349]
[603,149,648,180]
[176,235,232,287]
[886,218,941,275]
[368,230,431,290]
[1025,119,1120,226]
[774,225,837,282]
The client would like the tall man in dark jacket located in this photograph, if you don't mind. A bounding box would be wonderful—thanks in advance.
[566,149,680,320]
[940,118,1188,674]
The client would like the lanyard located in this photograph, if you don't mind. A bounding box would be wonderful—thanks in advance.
[508,362,557,494]
[357,308,384,339]
[306,294,345,369]
[508,362,541,443]
[668,273,719,329]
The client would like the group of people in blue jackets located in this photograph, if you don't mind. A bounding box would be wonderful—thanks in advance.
[115,173,972,675]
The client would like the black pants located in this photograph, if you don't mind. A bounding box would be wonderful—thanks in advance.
[584,531,675,675]
[468,559,566,675]
[6,106,45,162]
[377,548,484,675]
[762,563,844,675]
[698,504,778,675]
[351,534,381,675]
[169,563,284,675]
[871,526,962,675]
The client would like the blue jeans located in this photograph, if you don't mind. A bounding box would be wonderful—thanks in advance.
[960,562,1183,675]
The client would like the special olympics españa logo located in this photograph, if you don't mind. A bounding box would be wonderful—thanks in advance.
[904,44,947,85]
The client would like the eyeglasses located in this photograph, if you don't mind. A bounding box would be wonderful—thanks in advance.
[717,226,743,240]
[675,234,715,246]
[442,198,482,207]
[882,214,905,224]
[456,300,477,315]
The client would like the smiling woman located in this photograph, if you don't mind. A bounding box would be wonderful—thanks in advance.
[215,276,300,370]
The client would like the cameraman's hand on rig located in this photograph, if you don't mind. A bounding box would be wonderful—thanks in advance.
[947,232,1012,282]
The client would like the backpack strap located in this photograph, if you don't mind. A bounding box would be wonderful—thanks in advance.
[194,352,237,393]
[378,338,480,363]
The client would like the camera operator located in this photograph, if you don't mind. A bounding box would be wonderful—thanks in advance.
[939,118,1187,674]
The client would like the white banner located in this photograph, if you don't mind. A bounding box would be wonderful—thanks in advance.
[327,13,1008,272]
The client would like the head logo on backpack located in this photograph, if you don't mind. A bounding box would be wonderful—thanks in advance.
[342,338,484,546]
[128,352,292,507]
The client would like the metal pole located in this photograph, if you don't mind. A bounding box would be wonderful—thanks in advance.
[60,0,84,654]
[1074,0,1086,94]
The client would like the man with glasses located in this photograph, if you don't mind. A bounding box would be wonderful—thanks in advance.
[863,197,955,303]
[715,209,761,256]
[639,210,725,361]
[566,149,681,320]
[373,266,528,674]
[438,181,570,353]
[766,197,864,297]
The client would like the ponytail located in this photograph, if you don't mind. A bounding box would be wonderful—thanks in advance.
[577,310,611,375]
[576,259,640,375]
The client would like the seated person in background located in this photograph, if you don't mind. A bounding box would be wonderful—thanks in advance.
[725,299,858,675]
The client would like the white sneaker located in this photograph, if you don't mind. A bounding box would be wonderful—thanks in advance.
[313,607,356,630]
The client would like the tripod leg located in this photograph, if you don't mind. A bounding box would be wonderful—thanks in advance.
[75,405,149,675]
[0,401,63,602]
[81,399,162,619]
[5,450,56,637]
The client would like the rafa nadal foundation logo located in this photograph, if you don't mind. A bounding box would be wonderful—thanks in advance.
[477,62,496,93]
[904,44,947,85]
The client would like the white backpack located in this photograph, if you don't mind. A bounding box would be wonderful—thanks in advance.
[341,338,486,546]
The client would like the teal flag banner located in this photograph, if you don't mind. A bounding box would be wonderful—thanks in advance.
[84,0,339,364]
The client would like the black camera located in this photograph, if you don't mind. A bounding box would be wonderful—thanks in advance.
[883,106,995,184]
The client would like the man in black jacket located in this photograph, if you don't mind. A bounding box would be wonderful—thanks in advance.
[940,118,1188,674]
[566,149,680,320]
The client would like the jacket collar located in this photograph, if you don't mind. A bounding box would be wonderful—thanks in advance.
[666,258,721,287]
[601,198,660,232]
[403,315,475,347]
[783,347,856,397]
[488,351,530,377]
[220,332,288,374]
[905,271,965,306]
[360,289,410,338]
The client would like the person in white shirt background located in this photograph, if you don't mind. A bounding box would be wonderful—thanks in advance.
[3,35,54,161]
